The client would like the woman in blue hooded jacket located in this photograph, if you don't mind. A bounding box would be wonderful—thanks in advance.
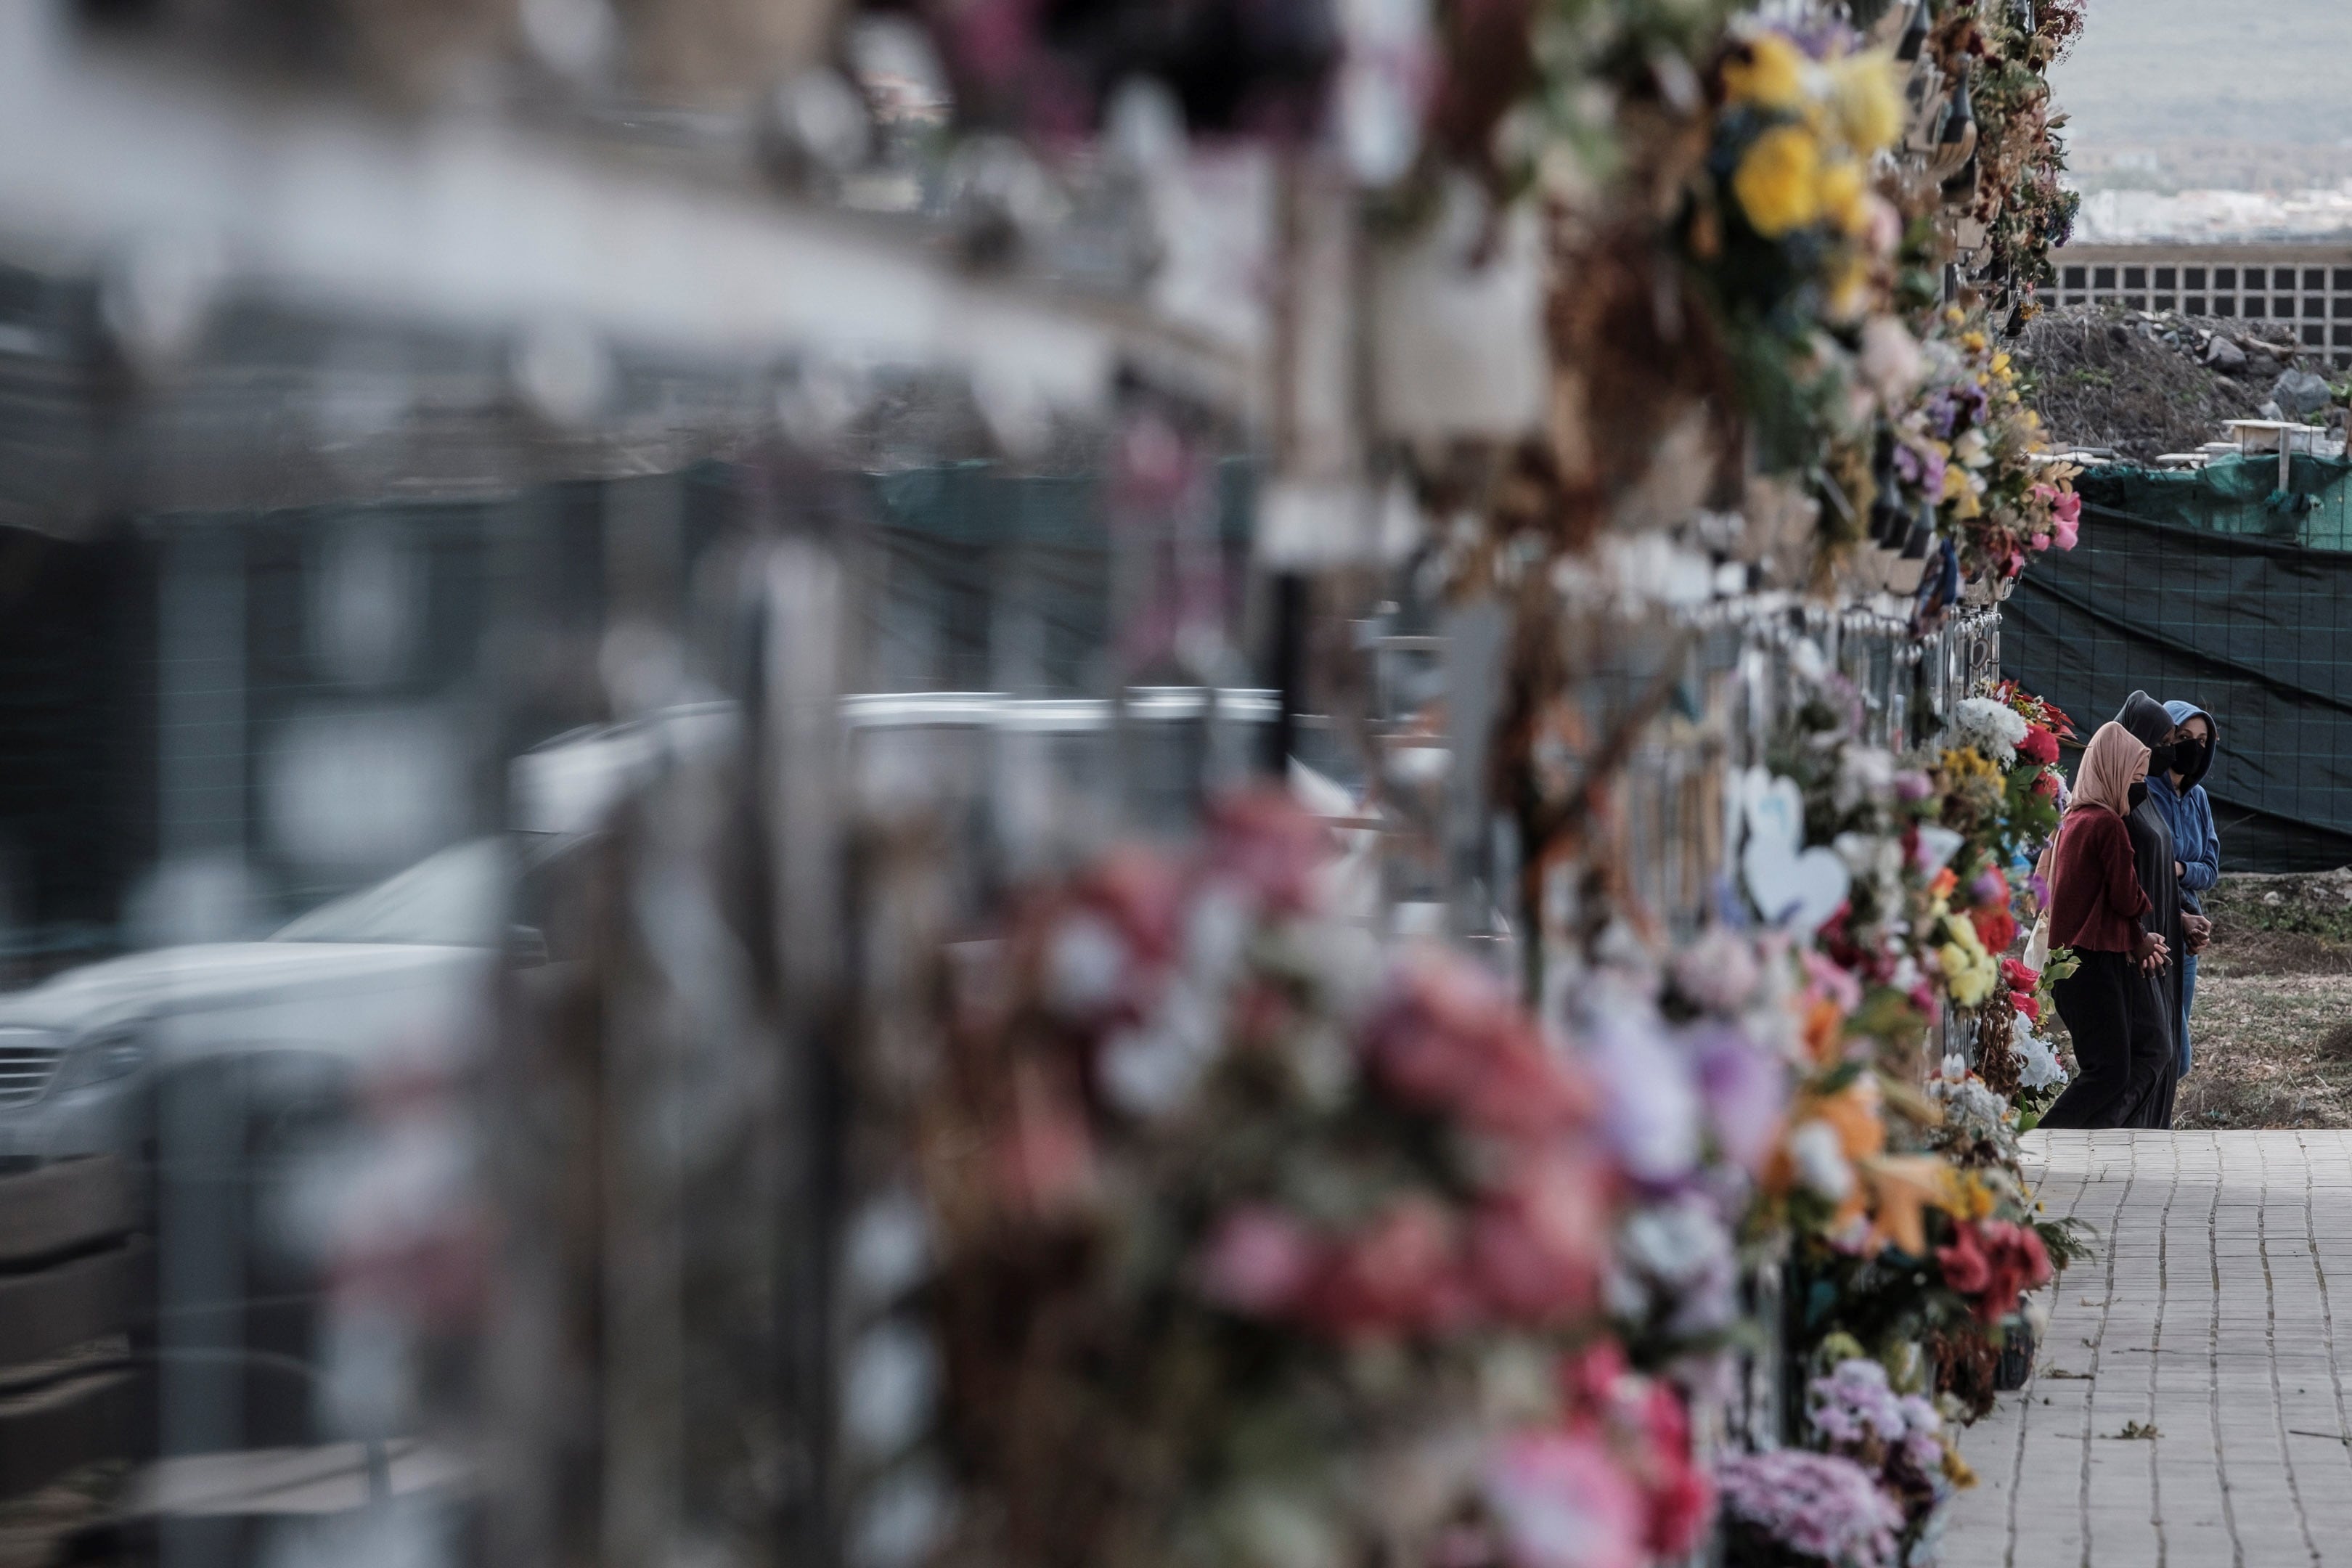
[2149,699,2219,1079]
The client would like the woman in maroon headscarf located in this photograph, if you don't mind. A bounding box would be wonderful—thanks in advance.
[2036,722,2174,1129]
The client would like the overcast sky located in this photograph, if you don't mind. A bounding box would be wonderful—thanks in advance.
[2050,0,2352,149]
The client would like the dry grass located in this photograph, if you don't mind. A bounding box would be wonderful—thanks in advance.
[2170,871,2352,1129]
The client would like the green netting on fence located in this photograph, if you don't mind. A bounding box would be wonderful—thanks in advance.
[2074,452,2352,550]
[2004,496,2352,873]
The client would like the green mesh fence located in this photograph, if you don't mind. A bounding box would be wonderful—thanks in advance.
[2070,452,2352,549]
[2004,460,2352,871]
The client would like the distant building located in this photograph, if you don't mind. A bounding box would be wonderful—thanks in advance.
[2049,242,2352,366]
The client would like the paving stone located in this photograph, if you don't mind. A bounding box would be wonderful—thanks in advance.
[1945,1130,2352,1564]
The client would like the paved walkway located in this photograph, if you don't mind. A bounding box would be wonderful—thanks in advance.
[1945,1130,2352,1567]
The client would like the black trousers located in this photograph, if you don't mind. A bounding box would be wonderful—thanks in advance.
[2041,948,2174,1130]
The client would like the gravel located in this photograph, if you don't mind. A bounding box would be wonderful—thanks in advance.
[2013,304,2346,463]
[2173,870,2352,1129]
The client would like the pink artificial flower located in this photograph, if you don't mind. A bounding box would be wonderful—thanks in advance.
[995,1061,1098,1214]
[1040,852,1186,1020]
[1469,1150,1609,1324]
[2051,489,2082,550]
[1196,1205,1320,1317]
[1201,790,1337,914]
[1482,1428,1650,1568]
[1363,958,1593,1139]
[1801,950,1863,1016]
[1559,1339,1630,1408]
[1307,1197,1469,1339]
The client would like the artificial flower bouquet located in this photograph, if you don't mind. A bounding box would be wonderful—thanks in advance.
[1696,29,1906,329]
[915,793,1760,1568]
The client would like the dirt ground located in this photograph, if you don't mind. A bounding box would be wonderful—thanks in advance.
[2169,870,2352,1129]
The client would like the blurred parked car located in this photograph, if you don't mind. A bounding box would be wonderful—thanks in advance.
[0,701,746,1167]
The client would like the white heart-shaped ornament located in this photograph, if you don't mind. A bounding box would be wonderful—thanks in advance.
[1739,767,1852,937]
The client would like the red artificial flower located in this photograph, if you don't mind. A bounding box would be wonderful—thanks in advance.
[1971,905,2017,955]
[2010,990,2041,1025]
[1645,1458,1715,1559]
[1937,1219,2052,1323]
[1937,1221,1989,1295]
[2001,957,2039,991]
[2018,724,2059,765]
[1633,1381,1712,1556]
[2031,769,2062,800]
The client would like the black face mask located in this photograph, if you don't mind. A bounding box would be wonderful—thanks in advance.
[2145,743,2176,776]
[2128,780,2150,809]
[2173,738,2205,777]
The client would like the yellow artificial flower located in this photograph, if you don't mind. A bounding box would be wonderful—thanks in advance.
[1940,943,1996,1006]
[1723,33,1809,111]
[1824,253,1876,322]
[1935,905,1998,1006]
[1734,124,1824,237]
[1990,351,2014,381]
[1943,1167,2001,1222]
[1945,1447,1978,1490]
[1824,49,1905,152]
[1818,157,1870,235]
[1940,462,1969,501]
[1961,330,1988,353]
[1937,747,1999,785]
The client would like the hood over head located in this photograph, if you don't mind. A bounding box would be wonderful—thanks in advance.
[2117,690,2173,750]
[2163,698,2217,788]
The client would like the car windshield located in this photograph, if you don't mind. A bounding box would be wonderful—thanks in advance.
[270,839,509,946]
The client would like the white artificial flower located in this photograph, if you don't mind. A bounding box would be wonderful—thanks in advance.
[1787,1119,1855,1202]
[1953,697,2028,766]
[1591,1013,1702,1184]
[1045,912,1129,1016]
[2010,1011,2068,1091]
[1612,1196,1740,1336]
[1858,317,1924,401]
[1673,927,1763,1014]
[1833,746,1898,812]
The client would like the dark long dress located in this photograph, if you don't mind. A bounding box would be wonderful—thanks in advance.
[2117,690,2184,1128]
[2120,790,2181,1127]
[2043,948,2171,1128]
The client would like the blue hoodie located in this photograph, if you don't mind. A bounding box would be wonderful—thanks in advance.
[2149,698,2218,915]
